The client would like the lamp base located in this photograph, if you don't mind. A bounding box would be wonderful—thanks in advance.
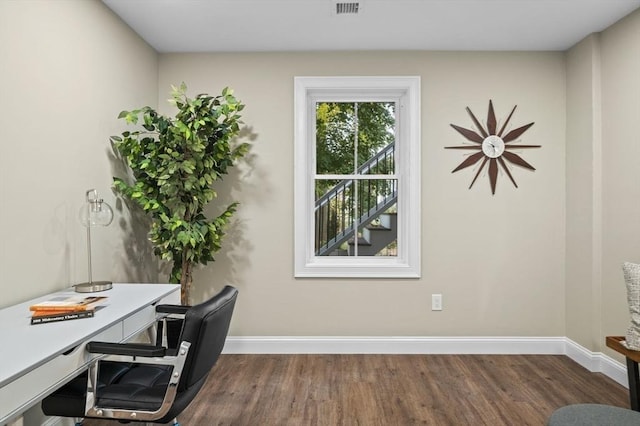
[74,281,113,293]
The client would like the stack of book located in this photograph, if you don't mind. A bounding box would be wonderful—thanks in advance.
[29,295,107,325]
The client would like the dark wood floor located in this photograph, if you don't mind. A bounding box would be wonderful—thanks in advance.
[84,354,629,425]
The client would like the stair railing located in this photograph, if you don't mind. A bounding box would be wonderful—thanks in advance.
[315,143,396,256]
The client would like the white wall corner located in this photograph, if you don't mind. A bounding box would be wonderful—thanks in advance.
[564,338,627,387]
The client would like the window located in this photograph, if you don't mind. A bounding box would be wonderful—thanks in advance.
[294,76,421,278]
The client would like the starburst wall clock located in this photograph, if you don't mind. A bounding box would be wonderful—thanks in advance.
[445,100,540,195]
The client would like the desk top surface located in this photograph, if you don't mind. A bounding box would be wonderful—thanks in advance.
[0,283,179,388]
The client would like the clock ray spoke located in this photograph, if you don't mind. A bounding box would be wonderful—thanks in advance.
[503,122,534,142]
[497,157,518,188]
[468,157,488,190]
[487,100,497,135]
[498,105,517,137]
[445,145,483,150]
[452,151,485,172]
[488,158,498,195]
[503,151,536,170]
[466,107,488,138]
[504,144,541,148]
[450,124,483,143]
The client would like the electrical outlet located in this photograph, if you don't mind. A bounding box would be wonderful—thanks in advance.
[432,294,443,311]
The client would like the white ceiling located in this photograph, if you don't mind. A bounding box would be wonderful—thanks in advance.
[101,0,640,52]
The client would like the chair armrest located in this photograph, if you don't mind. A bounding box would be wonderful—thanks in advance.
[156,304,190,315]
[83,341,191,422]
[86,341,166,357]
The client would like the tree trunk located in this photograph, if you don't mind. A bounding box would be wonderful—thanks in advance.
[180,252,193,305]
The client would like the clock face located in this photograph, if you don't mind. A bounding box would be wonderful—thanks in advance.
[482,135,505,158]
[445,100,541,195]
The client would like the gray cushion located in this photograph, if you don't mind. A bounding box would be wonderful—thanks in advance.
[547,404,640,426]
[623,262,640,350]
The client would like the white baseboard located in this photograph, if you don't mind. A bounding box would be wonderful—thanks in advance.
[223,335,567,354]
[223,336,628,388]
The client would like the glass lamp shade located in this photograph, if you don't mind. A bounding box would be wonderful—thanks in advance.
[75,189,114,293]
[79,191,114,227]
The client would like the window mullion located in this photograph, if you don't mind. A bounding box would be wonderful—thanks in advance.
[353,102,359,257]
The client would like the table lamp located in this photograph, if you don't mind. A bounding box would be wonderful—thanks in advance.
[75,189,114,293]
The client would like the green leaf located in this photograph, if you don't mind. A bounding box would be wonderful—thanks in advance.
[111,83,249,301]
[177,231,189,244]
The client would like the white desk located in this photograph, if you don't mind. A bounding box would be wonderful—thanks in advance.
[0,283,180,424]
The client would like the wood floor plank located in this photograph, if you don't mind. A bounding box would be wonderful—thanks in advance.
[82,354,629,425]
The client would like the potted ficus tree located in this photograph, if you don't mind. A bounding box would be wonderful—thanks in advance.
[111,83,247,305]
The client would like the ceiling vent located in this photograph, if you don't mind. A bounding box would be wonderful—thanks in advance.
[335,2,360,15]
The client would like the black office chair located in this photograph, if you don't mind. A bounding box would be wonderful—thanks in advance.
[42,285,238,425]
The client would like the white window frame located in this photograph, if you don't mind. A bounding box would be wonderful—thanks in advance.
[294,76,421,278]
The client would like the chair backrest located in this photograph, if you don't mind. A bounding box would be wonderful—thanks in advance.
[176,285,238,391]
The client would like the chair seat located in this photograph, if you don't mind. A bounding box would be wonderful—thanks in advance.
[95,363,172,411]
[42,362,172,417]
[547,404,640,426]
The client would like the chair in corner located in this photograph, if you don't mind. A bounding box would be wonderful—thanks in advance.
[42,285,238,426]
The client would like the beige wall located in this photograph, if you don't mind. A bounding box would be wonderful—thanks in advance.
[565,9,640,355]
[565,34,601,350]
[600,10,640,356]
[0,0,158,308]
[159,51,567,336]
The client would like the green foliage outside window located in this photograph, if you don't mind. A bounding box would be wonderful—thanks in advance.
[314,101,397,256]
[315,102,395,197]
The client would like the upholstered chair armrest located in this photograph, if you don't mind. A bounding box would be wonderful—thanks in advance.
[155,304,190,315]
[86,341,166,358]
